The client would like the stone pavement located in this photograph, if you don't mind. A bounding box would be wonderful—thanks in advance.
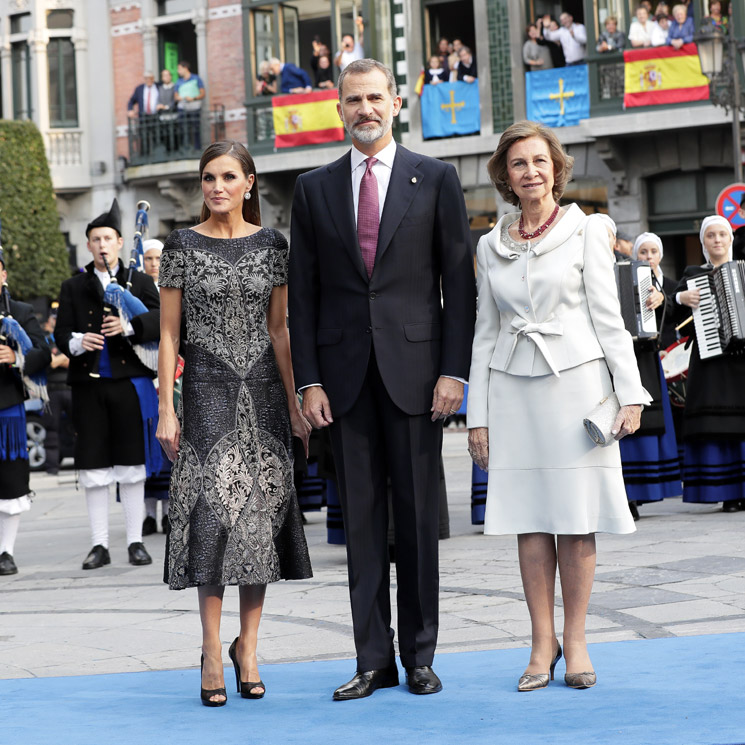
[2,430,744,680]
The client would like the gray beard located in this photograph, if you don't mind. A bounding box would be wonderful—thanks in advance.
[344,115,392,144]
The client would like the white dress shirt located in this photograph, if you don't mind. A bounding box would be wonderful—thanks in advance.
[350,139,396,224]
[545,23,587,64]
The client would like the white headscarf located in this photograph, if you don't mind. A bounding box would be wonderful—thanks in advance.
[142,238,164,255]
[632,232,663,261]
[699,215,733,264]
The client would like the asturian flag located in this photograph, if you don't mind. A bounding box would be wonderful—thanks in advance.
[272,89,345,148]
[421,81,480,139]
[525,65,590,128]
[623,43,709,108]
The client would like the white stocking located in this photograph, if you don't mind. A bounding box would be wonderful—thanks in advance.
[119,480,145,545]
[85,485,110,548]
[0,513,21,555]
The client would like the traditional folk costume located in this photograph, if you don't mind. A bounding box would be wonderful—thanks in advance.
[55,200,161,569]
[674,217,745,511]
[619,233,682,517]
[0,249,51,576]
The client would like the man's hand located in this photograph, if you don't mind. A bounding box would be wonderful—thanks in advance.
[101,316,123,337]
[431,377,464,422]
[302,386,334,428]
[81,332,105,351]
[0,345,16,365]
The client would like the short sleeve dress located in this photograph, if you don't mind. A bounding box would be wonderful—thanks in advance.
[158,227,312,589]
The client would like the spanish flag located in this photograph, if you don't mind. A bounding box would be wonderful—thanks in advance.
[623,43,709,108]
[272,89,345,148]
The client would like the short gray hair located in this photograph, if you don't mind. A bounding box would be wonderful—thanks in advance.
[338,59,398,100]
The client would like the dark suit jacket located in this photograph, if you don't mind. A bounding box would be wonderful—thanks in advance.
[289,145,476,418]
[127,83,158,114]
[55,261,160,384]
[0,300,51,410]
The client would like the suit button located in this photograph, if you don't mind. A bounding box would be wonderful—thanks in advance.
[369,292,376,299]
[88,310,93,315]
[365,327,372,334]
[87,323,92,328]
[121,360,126,364]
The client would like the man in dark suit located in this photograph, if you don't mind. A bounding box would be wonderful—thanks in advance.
[0,249,51,576]
[127,72,160,156]
[55,200,160,571]
[289,59,475,700]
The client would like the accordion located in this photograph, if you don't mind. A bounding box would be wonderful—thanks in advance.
[614,260,658,340]
[687,260,745,359]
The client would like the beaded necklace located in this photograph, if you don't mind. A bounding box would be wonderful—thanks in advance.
[518,204,560,240]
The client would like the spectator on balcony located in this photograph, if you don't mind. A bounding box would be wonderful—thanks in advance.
[311,42,335,90]
[128,72,160,120]
[542,12,587,65]
[455,46,478,83]
[535,18,566,67]
[640,0,654,13]
[523,24,554,70]
[157,69,176,113]
[268,58,312,94]
[255,60,278,96]
[596,16,627,52]
[628,6,657,47]
[425,55,449,84]
[654,1,670,14]
[174,60,206,149]
[651,14,670,45]
[335,16,364,72]
[448,38,463,76]
[667,4,695,47]
[436,37,450,71]
[703,1,728,30]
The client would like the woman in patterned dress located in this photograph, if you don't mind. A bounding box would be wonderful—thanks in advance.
[156,141,312,706]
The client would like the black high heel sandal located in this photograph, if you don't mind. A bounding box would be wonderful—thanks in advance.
[200,654,227,707]
[228,637,266,699]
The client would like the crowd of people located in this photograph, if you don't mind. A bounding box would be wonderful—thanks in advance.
[522,1,734,68]
[424,37,478,85]
[1,56,743,710]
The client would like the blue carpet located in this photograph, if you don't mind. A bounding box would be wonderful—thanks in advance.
[3,634,744,745]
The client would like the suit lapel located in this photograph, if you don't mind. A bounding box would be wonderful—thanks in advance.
[321,152,369,282]
[375,146,422,267]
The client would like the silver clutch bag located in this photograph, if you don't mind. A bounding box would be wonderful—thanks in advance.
[583,393,620,447]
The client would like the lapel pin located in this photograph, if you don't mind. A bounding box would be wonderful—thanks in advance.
[411,177,417,184]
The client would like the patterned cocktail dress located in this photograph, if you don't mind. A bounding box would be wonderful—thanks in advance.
[159,227,312,589]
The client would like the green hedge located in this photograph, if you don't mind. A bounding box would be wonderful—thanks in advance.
[0,120,70,302]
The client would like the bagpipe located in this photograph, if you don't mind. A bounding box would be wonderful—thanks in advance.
[0,218,48,403]
[89,201,158,378]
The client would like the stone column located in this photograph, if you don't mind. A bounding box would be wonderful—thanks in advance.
[28,26,50,132]
[0,16,12,120]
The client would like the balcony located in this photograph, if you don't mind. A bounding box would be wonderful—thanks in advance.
[44,128,91,192]
[126,105,226,167]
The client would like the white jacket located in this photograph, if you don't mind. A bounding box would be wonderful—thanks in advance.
[467,204,650,429]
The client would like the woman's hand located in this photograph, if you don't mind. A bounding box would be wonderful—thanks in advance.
[156,408,181,462]
[468,427,489,471]
[611,404,642,440]
[645,287,665,310]
[678,288,700,308]
[290,407,312,457]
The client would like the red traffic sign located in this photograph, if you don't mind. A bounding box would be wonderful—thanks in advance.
[715,183,745,229]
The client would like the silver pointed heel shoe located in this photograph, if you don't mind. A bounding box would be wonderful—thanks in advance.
[517,644,562,692]
[564,671,597,689]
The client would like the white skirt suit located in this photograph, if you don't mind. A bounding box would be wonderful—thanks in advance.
[467,204,650,535]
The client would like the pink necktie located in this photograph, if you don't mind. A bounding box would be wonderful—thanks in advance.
[357,157,379,278]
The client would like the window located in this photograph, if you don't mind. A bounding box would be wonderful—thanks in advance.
[47,9,74,29]
[48,38,78,127]
[11,41,31,120]
[10,13,32,34]
[157,0,194,16]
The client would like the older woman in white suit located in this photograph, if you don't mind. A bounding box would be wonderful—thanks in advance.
[467,121,649,691]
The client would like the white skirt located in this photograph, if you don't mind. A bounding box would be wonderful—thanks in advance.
[484,358,636,536]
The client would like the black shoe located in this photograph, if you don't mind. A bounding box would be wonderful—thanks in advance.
[128,542,152,566]
[142,516,157,536]
[0,551,18,576]
[82,545,111,570]
[333,664,399,700]
[200,654,227,707]
[161,514,169,534]
[628,501,640,521]
[722,500,740,513]
[228,637,266,699]
[405,666,443,695]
